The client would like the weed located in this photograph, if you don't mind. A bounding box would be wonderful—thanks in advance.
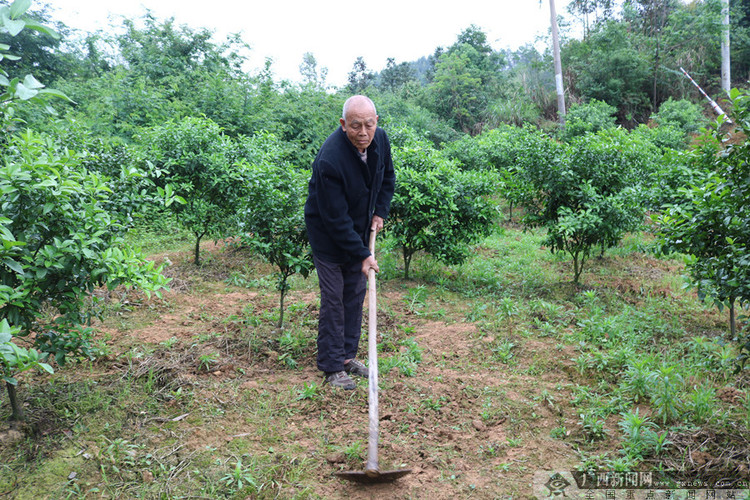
[686,385,717,424]
[620,357,653,403]
[573,353,591,375]
[480,396,507,424]
[279,327,312,356]
[579,411,607,442]
[479,442,502,457]
[197,352,219,372]
[618,408,658,458]
[491,339,516,364]
[647,364,684,424]
[160,336,179,349]
[550,426,568,439]
[343,441,365,461]
[219,455,259,493]
[497,296,519,320]
[539,389,555,408]
[534,318,558,337]
[422,396,447,411]
[296,382,320,400]
[405,285,428,314]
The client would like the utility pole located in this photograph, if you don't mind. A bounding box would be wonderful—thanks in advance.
[721,0,731,93]
[549,0,566,126]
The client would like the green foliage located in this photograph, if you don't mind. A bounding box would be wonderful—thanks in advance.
[422,25,506,134]
[651,97,706,137]
[0,0,71,135]
[388,136,498,278]
[559,99,617,141]
[647,364,684,424]
[0,131,169,331]
[219,455,259,494]
[522,129,646,283]
[563,21,652,124]
[443,124,557,220]
[238,160,313,329]
[0,318,53,387]
[0,130,169,419]
[139,116,247,265]
[618,408,663,459]
[630,123,689,152]
[658,88,750,361]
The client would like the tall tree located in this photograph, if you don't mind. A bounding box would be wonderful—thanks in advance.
[347,56,374,93]
[721,0,731,92]
[378,57,417,91]
[299,52,328,89]
[550,0,567,125]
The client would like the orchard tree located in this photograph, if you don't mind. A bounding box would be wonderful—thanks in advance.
[388,131,498,278]
[658,88,750,365]
[443,125,558,222]
[5,0,164,422]
[522,128,646,283]
[238,159,313,330]
[0,131,170,420]
[139,116,245,265]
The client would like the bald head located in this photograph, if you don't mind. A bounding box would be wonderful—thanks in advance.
[340,95,379,152]
[342,95,377,120]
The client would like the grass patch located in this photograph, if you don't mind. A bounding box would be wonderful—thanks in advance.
[3,223,749,498]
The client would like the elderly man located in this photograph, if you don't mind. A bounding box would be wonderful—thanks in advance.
[304,95,395,390]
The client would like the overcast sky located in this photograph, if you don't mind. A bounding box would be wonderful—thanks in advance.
[41,0,577,87]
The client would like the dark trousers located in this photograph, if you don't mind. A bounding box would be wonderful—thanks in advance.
[313,255,367,373]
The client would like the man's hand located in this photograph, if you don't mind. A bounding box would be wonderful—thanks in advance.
[371,215,384,232]
[362,255,379,276]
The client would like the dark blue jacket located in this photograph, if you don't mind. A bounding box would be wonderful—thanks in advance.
[304,126,395,263]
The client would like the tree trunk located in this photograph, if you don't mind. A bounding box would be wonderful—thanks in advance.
[550,0,567,126]
[194,234,203,266]
[278,282,287,330]
[6,381,24,422]
[403,249,412,280]
[721,0,731,93]
[730,299,736,339]
[653,28,660,110]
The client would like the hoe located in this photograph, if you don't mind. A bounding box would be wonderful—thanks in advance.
[335,229,412,484]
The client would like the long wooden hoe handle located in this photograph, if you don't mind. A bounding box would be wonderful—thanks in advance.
[365,228,380,477]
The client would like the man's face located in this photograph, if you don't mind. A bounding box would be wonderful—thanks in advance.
[340,101,378,153]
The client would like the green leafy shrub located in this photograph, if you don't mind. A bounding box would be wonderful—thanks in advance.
[559,99,617,142]
[657,89,750,361]
[631,123,689,152]
[138,116,246,265]
[0,131,170,420]
[389,137,498,278]
[522,128,646,283]
[238,160,313,329]
[651,98,706,137]
[444,124,559,221]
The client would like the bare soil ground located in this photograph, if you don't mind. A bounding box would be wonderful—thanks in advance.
[2,239,747,499]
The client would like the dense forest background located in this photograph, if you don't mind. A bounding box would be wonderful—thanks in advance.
[2,0,749,159]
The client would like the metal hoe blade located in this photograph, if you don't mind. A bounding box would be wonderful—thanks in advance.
[335,468,412,484]
[335,229,411,485]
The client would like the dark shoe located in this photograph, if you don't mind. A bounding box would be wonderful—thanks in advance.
[344,359,369,378]
[325,371,356,390]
